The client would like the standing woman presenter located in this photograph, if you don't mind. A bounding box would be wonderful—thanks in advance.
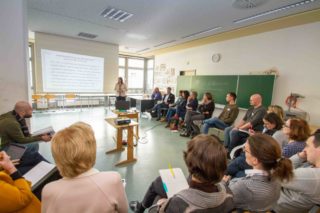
[114,77,127,101]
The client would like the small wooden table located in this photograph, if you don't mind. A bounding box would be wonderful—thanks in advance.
[112,110,139,140]
[105,118,138,166]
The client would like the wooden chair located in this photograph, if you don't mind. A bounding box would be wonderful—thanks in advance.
[44,94,57,109]
[63,93,77,108]
[31,94,45,110]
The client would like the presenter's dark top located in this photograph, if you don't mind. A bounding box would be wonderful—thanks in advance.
[0,111,41,149]
[243,105,267,131]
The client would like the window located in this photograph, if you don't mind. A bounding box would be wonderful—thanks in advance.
[147,59,154,90]
[28,43,35,92]
[128,69,144,88]
[118,56,154,92]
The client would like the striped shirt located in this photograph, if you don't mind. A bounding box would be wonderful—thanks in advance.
[282,141,306,158]
[228,169,281,212]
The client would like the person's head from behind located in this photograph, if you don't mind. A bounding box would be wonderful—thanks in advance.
[267,105,284,121]
[118,77,123,84]
[166,87,172,94]
[184,134,227,184]
[183,90,190,100]
[14,101,33,118]
[202,92,213,102]
[283,118,310,141]
[303,133,320,166]
[263,112,283,131]
[51,122,96,178]
[226,92,237,103]
[249,94,262,107]
[244,134,293,182]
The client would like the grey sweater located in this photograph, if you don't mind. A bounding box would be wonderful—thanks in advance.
[273,154,320,213]
[228,171,281,212]
[159,183,234,213]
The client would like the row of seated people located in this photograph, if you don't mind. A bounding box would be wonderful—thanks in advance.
[2,117,319,213]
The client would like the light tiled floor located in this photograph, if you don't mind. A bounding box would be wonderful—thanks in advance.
[32,107,189,209]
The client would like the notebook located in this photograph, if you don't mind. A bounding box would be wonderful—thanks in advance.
[32,126,55,137]
[5,144,26,161]
[159,168,188,198]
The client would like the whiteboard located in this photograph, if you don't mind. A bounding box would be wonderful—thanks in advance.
[41,49,104,92]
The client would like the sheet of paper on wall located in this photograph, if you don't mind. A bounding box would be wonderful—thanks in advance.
[32,126,55,137]
[23,161,56,188]
[159,168,188,198]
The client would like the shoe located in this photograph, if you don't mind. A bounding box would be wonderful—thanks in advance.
[129,201,144,213]
[180,132,190,137]
[165,124,170,128]
[156,118,161,121]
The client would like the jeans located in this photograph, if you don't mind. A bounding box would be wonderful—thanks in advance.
[227,152,252,178]
[224,127,249,152]
[202,117,229,134]
[166,108,176,124]
[152,103,168,119]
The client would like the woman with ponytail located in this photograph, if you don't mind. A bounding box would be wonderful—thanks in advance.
[223,134,293,212]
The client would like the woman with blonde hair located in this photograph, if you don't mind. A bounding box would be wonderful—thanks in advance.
[42,122,128,213]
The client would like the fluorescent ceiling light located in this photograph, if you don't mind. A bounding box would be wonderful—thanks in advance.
[234,0,317,24]
[154,40,177,47]
[100,6,133,23]
[181,26,222,39]
[126,33,148,40]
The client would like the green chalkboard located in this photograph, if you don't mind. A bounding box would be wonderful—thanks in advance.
[237,75,275,109]
[176,75,275,109]
[191,76,238,104]
[176,76,192,95]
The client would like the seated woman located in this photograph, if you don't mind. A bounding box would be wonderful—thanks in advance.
[227,112,284,178]
[282,118,310,158]
[164,90,183,124]
[130,134,234,213]
[223,134,293,212]
[151,87,162,101]
[180,92,215,137]
[42,122,128,213]
[0,151,41,213]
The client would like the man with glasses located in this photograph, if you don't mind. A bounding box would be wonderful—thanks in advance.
[273,131,320,213]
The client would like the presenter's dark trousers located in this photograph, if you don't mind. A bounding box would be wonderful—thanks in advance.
[116,96,126,101]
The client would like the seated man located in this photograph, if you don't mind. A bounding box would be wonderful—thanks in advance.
[0,101,51,174]
[202,92,239,134]
[273,132,320,213]
[150,87,175,121]
[224,94,266,153]
[151,87,162,101]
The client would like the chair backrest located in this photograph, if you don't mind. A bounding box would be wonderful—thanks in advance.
[32,94,43,100]
[65,93,76,99]
[44,94,56,100]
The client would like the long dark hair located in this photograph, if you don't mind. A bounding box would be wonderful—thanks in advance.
[247,134,293,182]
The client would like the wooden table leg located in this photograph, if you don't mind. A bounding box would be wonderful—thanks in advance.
[106,127,125,154]
[115,126,137,166]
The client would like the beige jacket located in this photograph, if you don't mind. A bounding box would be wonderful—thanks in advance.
[42,169,128,213]
[114,83,127,97]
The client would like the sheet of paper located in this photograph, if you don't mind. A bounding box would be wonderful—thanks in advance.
[32,126,55,137]
[23,161,56,187]
[159,168,188,198]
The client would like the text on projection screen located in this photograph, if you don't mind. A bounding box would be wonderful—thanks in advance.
[41,49,104,92]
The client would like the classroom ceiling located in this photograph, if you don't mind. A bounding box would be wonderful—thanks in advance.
[27,0,320,55]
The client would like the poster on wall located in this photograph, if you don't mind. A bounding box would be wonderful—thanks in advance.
[154,64,176,94]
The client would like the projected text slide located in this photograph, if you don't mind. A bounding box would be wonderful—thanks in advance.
[41,49,104,92]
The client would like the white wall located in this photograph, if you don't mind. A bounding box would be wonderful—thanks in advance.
[34,32,118,93]
[155,22,320,125]
[0,0,29,113]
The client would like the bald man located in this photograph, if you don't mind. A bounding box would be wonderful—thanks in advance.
[224,94,267,153]
[0,101,51,174]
